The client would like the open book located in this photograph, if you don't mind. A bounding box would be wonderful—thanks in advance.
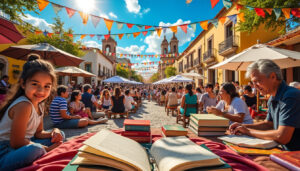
[218,135,278,149]
[72,129,229,171]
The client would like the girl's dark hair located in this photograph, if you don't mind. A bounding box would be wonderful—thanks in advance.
[196,87,202,93]
[162,90,166,95]
[222,82,239,99]
[94,88,100,96]
[185,84,193,96]
[70,90,81,102]
[172,87,176,92]
[114,87,121,99]
[0,55,57,120]
[57,85,67,96]
[205,83,214,89]
[244,85,252,93]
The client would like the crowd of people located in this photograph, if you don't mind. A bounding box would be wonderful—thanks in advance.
[0,54,300,170]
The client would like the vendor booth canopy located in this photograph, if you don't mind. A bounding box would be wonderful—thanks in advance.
[103,76,132,84]
[55,66,96,77]
[166,75,194,83]
[181,70,206,79]
[0,17,24,44]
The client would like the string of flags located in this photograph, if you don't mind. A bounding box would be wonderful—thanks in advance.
[102,51,179,58]
[118,59,175,67]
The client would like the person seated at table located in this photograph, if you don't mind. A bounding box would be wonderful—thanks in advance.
[241,85,257,110]
[166,87,178,107]
[124,89,137,113]
[207,82,253,125]
[100,89,111,110]
[195,87,202,102]
[50,85,90,129]
[199,83,217,113]
[230,59,300,151]
[178,84,198,117]
[81,84,106,119]
[69,90,107,124]
[177,86,184,103]
[160,89,167,105]
[289,81,300,90]
[110,87,126,114]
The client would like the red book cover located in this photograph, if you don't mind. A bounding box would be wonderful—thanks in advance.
[124,119,150,126]
[270,151,300,170]
[121,130,151,137]
[126,136,152,143]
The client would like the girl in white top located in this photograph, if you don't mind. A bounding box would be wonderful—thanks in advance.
[0,55,64,170]
[207,82,253,125]
[100,89,111,110]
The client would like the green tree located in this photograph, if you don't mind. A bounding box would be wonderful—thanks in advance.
[0,0,38,21]
[165,66,177,78]
[116,65,129,78]
[150,73,160,83]
[237,0,300,34]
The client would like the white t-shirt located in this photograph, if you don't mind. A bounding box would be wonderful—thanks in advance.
[124,95,135,110]
[216,97,253,125]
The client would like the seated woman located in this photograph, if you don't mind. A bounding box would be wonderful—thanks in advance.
[100,89,111,110]
[160,90,167,105]
[110,87,125,113]
[178,84,198,117]
[166,87,178,107]
[241,85,257,110]
[69,90,107,125]
[199,83,217,113]
[207,82,253,125]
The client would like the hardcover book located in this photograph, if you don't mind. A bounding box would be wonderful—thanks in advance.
[124,119,151,126]
[121,130,151,137]
[191,114,229,127]
[162,125,188,137]
[125,125,150,132]
[270,151,300,171]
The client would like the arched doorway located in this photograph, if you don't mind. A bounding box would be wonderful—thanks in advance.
[0,57,8,78]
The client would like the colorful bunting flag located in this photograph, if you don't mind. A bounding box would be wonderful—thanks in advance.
[142,31,148,36]
[137,25,143,30]
[118,34,124,40]
[127,23,134,28]
[190,23,196,32]
[156,28,162,37]
[36,0,49,11]
[255,8,266,18]
[170,26,178,33]
[246,6,254,11]
[265,8,273,15]
[145,26,152,29]
[179,24,188,33]
[133,32,141,38]
[79,11,89,25]
[163,27,167,34]
[65,7,76,18]
[291,8,300,18]
[219,16,226,24]
[97,35,102,40]
[274,8,281,20]
[282,8,291,19]
[104,19,114,31]
[200,21,208,30]
[52,3,63,14]
[210,0,220,8]
[126,33,131,38]
[104,34,110,40]
[228,14,237,24]
[47,33,54,37]
[238,13,245,22]
[222,0,232,9]
[91,15,101,28]
[111,35,116,40]
[43,31,48,36]
[236,4,243,11]
[35,31,42,35]
[68,34,73,38]
[90,34,95,38]
[80,35,86,39]
[209,19,218,28]
[116,22,124,29]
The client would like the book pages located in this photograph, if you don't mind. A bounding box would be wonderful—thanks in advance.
[83,129,151,171]
[150,136,224,171]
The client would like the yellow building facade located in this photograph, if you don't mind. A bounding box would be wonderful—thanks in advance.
[175,4,282,87]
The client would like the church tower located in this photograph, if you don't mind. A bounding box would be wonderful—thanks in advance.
[102,32,117,60]
[161,35,169,55]
[169,32,178,54]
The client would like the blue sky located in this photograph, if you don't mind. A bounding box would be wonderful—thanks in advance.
[22,0,224,77]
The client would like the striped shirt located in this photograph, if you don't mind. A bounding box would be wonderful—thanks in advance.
[49,96,69,124]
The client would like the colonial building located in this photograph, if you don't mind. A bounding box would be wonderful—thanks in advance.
[175,4,281,87]
[158,33,178,79]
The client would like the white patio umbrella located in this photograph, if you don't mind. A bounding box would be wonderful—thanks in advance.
[55,66,96,77]
[103,76,132,83]
[181,70,206,79]
[166,75,194,83]
[210,44,300,71]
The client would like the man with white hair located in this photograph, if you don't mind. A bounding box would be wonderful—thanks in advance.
[230,59,300,151]
[289,81,300,90]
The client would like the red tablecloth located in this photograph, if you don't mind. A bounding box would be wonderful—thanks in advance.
[19,129,269,171]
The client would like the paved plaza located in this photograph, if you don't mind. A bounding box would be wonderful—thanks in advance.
[44,100,181,141]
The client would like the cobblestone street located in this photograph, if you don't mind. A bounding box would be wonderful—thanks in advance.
[44,100,181,140]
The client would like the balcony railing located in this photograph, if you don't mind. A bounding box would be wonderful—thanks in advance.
[193,58,200,66]
[203,48,217,63]
[184,64,187,69]
[218,35,239,56]
[98,71,105,77]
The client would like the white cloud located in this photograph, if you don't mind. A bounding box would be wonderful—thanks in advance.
[99,13,109,19]
[124,0,141,14]
[117,45,145,55]
[82,41,102,49]
[144,19,195,54]
[109,12,118,19]
[20,14,53,32]
[142,8,150,14]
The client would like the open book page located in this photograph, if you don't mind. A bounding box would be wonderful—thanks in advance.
[83,129,151,171]
[150,136,224,171]
[218,135,278,149]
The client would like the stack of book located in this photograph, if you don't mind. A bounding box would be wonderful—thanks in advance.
[161,125,188,137]
[189,114,229,136]
[121,119,151,143]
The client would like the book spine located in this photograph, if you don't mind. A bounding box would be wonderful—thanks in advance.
[127,136,151,143]
[121,131,151,137]
[125,125,150,132]
[270,154,300,171]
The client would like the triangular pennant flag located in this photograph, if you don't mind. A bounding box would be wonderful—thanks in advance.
[265,8,273,15]
[116,22,124,29]
[209,19,218,28]
[145,26,152,29]
[150,30,155,35]
[126,33,131,38]
[170,26,177,33]
[163,27,167,34]
[65,7,76,18]
[228,14,237,24]
[127,23,134,28]
[142,31,148,36]
[89,34,95,38]
[79,11,89,25]
[43,31,48,36]
[111,35,116,40]
[255,8,266,18]
[133,32,141,38]
[104,19,114,31]
[104,34,110,40]
[236,4,243,11]
[238,13,245,22]
[190,23,196,32]
[274,8,281,20]
[97,35,102,40]
[156,28,162,37]
[36,0,49,11]
[80,35,86,39]
[68,34,73,38]
[210,0,220,9]
[179,24,188,33]
[52,3,63,14]
[223,0,232,9]
[118,34,124,40]
[219,16,226,24]
[136,25,143,30]
[246,6,254,10]
[291,8,300,18]
[35,31,42,35]
[47,33,53,37]
[91,15,101,28]
[200,21,208,30]
[282,8,291,19]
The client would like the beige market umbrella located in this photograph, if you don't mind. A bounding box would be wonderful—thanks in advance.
[181,70,206,79]
[210,44,300,71]
[55,66,96,77]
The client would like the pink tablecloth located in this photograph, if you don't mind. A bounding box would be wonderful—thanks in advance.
[19,129,268,171]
